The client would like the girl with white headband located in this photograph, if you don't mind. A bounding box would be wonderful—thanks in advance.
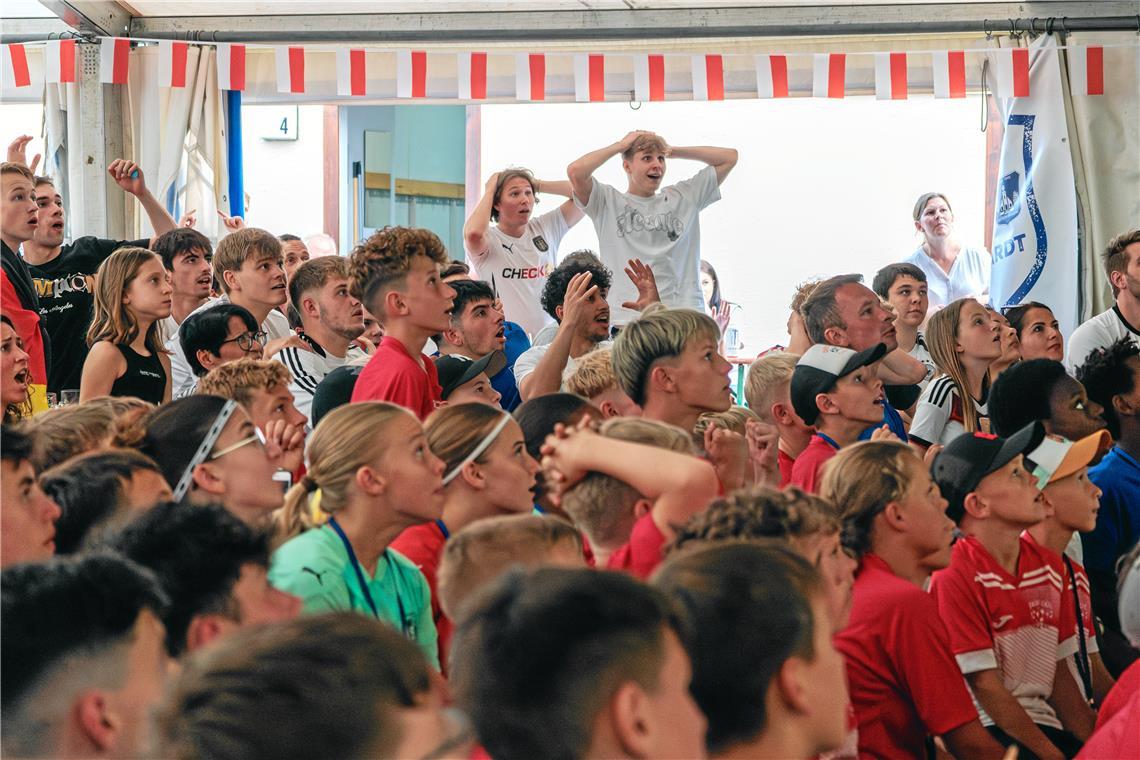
[391,402,540,673]
[269,401,446,669]
[126,394,283,525]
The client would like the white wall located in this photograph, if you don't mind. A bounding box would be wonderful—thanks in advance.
[481,96,986,352]
[241,104,326,239]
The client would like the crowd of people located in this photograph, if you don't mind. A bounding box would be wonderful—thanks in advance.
[2,127,1139,760]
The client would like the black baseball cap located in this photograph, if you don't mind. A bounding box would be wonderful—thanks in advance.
[434,352,507,400]
[790,343,888,425]
[311,364,363,427]
[932,421,1046,523]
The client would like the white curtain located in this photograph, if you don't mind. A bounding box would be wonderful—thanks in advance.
[1061,32,1140,321]
[125,45,229,241]
[43,80,82,238]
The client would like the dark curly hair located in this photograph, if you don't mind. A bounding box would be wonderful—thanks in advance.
[668,486,838,556]
[347,226,449,314]
[987,359,1069,437]
[1076,337,1140,439]
[540,251,612,322]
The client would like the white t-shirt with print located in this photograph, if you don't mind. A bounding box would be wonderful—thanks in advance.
[577,166,721,323]
[168,296,293,398]
[467,207,570,340]
[904,246,992,309]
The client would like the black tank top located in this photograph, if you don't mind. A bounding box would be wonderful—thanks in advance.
[110,344,166,404]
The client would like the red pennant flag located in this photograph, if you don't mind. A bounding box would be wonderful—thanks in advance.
[932,50,966,98]
[516,53,545,101]
[692,54,724,100]
[573,54,605,102]
[457,52,487,100]
[5,44,31,88]
[275,46,305,94]
[1070,46,1104,96]
[336,48,367,96]
[874,52,908,99]
[813,53,845,98]
[100,38,130,85]
[755,54,788,98]
[45,39,77,84]
[216,43,246,91]
[158,41,189,88]
[634,54,666,102]
[1012,48,1030,98]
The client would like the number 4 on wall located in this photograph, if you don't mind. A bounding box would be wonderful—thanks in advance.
[258,106,299,141]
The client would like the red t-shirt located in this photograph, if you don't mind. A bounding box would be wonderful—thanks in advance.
[928,534,1079,730]
[1095,660,1140,731]
[1076,691,1140,760]
[777,448,796,487]
[788,434,839,493]
[835,553,979,759]
[351,336,442,420]
[606,512,667,580]
[390,521,451,673]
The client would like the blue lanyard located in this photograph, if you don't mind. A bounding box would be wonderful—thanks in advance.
[435,519,450,540]
[815,432,841,451]
[327,518,414,640]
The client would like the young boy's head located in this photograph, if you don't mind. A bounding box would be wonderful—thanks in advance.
[1,162,38,246]
[434,353,505,408]
[437,513,584,619]
[612,305,729,412]
[653,542,848,757]
[790,343,886,429]
[347,226,454,333]
[561,417,694,551]
[932,422,1047,527]
[197,358,307,432]
[540,252,611,337]
[872,263,928,329]
[450,566,706,760]
[564,347,641,419]
[439,280,505,358]
[1026,430,1110,534]
[989,358,1107,442]
[180,304,264,377]
[1076,337,1140,440]
[213,228,287,310]
[153,227,213,303]
[621,133,670,196]
[287,256,364,341]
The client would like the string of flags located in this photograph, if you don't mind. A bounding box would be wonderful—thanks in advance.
[2,37,1115,100]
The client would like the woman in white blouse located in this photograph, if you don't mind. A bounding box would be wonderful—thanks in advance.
[904,192,992,311]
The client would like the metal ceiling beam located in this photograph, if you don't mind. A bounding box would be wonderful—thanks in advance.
[0,16,75,43]
[38,0,131,38]
[128,2,1140,43]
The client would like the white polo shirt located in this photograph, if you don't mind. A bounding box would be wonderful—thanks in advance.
[904,246,992,309]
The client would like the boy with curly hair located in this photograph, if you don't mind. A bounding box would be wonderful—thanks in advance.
[347,227,455,419]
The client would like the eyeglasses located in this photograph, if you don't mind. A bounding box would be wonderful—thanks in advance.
[208,427,267,460]
[221,330,268,352]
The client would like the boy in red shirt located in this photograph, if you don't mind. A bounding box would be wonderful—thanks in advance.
[929,423,1097,760]
[347,227,455,419]
[744,352,812,486]
[822,441,1007,759]
[1025,430,1117,707]
[788,343,889,493]
[545,417,719,579]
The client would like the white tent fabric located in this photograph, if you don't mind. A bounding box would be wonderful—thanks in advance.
[1062,32,1140,321]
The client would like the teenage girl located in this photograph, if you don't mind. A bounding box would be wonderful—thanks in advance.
[80,247,172,404]
[271,401,447,668]
[391,402,540,672]
[909,298,1001,451]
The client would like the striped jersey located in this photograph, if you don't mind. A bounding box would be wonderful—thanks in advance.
[278,332,367,425]
[909,375,989,447]
[929,534,1079,729]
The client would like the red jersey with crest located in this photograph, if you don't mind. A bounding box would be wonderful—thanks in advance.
[928,534,1079,729]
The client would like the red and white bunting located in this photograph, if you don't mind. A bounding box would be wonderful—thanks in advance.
[754,54,789,98]
[336,48,367,97]
[874,52,908,100]
[157,41,189,88]
[931,50,967,98]
[457,52,487,100]
[275,46,306,94]
[633,54,666,102]
[812,53,845,98]
[3,44,32,88]
[573,54,605,103]
[691,54,724,101]
[396,50,427,98]
[99,37,130,85]
[989,47,1030,98]
[515,53,545,101]
[1069,46,1105,96]
[215,43,246,91]
[45,39,78,84]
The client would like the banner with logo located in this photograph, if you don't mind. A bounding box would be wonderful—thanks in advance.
[989,36,1079,337]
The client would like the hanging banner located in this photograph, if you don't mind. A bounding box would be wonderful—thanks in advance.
[990,36,1079,338]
